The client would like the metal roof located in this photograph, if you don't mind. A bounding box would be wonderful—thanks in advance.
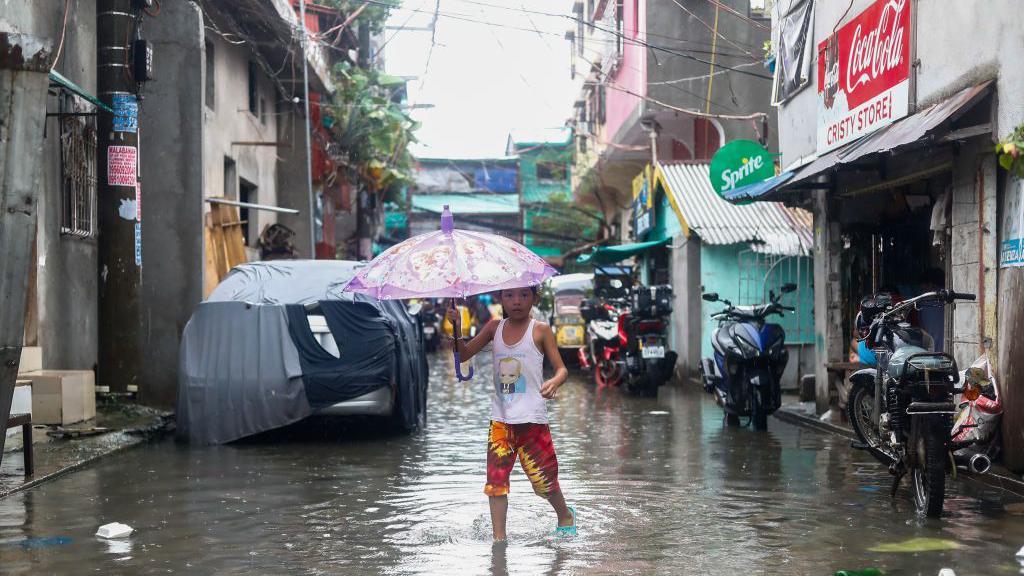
[657,163,812,256]
[411,193,519,215]
[787,81,994,188]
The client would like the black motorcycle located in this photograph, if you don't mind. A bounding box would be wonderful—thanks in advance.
[623,285,677,397]
[846,289,977,517]
[700,284,796,430]
[412,301,441,353]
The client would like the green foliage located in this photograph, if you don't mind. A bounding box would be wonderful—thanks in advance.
[996,124,1024,178]
[527,192,599,251]
[324,60,419,191]
[319,0,399,35]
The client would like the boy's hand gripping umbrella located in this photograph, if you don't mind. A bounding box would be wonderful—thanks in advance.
[345,205,558,380]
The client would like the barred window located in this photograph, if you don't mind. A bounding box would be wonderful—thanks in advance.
[59,94,97,237]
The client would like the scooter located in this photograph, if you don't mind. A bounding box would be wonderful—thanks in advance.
[700,284,796,430]
[623,285,678,397]
[846,289,978,518]
[578,298,627,387]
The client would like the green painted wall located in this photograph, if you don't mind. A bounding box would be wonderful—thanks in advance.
[516,140,593,257]
[699,244,815,358]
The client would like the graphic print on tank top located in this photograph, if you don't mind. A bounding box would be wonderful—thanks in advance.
[496,355,527,397]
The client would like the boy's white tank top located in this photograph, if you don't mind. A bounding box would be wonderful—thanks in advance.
[491,319,548,424]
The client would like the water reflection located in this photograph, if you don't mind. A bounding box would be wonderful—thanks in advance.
[0,354,1022,574]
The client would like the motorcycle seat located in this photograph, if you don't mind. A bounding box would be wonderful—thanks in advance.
[887,347,957,381]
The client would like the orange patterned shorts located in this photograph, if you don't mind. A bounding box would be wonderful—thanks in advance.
[485,420,560,498]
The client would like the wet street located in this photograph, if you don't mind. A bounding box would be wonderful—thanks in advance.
[3,354,1024,575]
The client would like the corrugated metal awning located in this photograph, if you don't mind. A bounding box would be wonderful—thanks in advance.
[786,81,994,191]
[411,193,519,215]
[656,163,812,256]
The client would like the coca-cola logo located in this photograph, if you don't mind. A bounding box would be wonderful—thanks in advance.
[846,0,907,93]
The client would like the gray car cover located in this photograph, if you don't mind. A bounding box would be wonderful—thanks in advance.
[177,261,427,445]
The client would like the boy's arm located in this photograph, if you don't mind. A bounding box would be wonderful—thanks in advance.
[452,315,498,362]
[538,323,569,399]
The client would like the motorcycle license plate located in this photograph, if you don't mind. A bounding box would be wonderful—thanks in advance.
[642,345,665,359]
[423,326,435,335]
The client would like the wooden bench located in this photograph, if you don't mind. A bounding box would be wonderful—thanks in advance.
[5,412,33,476]
[825,361,870,415]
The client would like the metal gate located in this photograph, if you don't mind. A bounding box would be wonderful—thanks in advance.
[737,249,813,344]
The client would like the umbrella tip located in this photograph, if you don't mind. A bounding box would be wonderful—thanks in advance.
[441,204,454,234]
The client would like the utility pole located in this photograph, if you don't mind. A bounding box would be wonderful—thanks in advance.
[97,0,141,393]
[0,32,52,458]
[355,22,374,260]
[299,0,317,257]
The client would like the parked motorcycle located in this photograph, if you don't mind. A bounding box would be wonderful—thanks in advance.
[846,289,977,518]
[408,300,441,353]
[578,298,627,387]
[623,285,678,397]
[700,284,796,430]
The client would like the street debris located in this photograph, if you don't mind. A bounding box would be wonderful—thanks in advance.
[46,427,111,440]
[96,522,133,539]
[868,538,961,553]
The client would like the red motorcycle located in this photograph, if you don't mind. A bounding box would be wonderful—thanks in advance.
[578,299,628,387]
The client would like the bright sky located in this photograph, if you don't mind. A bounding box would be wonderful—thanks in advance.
[383,0,581,158]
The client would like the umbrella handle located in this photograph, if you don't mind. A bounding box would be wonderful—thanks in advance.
[453,347,474,381]
[449,298,474,381]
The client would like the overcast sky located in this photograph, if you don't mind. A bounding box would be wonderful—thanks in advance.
[383,0,581,158]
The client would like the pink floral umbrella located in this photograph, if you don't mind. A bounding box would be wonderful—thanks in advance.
[345,205,558,380]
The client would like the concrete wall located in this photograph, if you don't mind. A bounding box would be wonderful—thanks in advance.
[604,0,645,142]
[6,1,99,372]
[138,0,205,407]
[777,0,1024,168]
[670,234,702,380]
[947,138,999,373]
[647,0,774,148]
[275,105,314,258]
[203,32,282,250]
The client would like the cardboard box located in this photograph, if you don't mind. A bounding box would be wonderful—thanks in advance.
[23,370,95,425]
[18,347,42,374]
[5,381,32,439]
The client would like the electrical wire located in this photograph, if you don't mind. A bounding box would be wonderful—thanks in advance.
[360,0,768,70]
[702,0,768,30]
[50,0,71,70]
[668,0,755,58]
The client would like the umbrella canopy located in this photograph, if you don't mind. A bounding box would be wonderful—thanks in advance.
[346,205,558,300]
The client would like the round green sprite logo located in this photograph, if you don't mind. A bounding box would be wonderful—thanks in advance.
[709,139,775,198]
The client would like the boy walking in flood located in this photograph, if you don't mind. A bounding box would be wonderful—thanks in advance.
[447,286,576,541]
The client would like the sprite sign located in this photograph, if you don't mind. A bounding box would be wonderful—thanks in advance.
[709,139,775,198]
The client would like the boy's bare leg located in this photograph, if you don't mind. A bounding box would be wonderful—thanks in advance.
[546,489,574,526]
[489,495,509,540]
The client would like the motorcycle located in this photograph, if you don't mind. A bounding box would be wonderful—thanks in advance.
[408,301,441,353]
[700,284,796,430]
[578,298,627,387]
[623,285,678,397]
[846,289,978,518]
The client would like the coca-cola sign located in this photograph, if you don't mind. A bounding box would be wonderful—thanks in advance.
[816,0,911,154]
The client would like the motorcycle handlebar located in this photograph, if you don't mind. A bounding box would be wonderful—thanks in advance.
[945,290,976,301]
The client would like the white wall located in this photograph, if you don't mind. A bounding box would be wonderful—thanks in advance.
[776,0,1024,169]
[203,34,281,245]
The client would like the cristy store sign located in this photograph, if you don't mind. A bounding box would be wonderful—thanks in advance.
[816,0,911,154]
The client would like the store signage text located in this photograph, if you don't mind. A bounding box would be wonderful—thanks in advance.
[816,0,911,154]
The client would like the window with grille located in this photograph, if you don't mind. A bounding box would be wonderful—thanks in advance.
[59,94,97,237]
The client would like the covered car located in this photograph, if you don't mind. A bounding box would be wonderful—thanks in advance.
[177,260,428,445]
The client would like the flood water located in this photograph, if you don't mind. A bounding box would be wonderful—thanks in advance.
[3,353,1024,575]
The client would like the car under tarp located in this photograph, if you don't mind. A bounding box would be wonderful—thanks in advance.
[177,260,427,445]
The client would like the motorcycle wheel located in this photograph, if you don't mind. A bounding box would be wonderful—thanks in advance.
[594,360,623,387]
[912,423,947,518]
[751,388,768,431]
[846,383,893,466]
[725,413,741,426]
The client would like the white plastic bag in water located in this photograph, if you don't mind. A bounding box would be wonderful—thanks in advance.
[96,522,133,539]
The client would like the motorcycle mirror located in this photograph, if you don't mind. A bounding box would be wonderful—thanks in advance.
[769,289,777,302]
[702,292,719,302]
[782,283,798,294]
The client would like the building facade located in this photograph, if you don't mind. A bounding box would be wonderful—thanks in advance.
[756,0,1024,469]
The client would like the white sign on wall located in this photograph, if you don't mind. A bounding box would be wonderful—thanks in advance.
[1000,179,1024,268]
